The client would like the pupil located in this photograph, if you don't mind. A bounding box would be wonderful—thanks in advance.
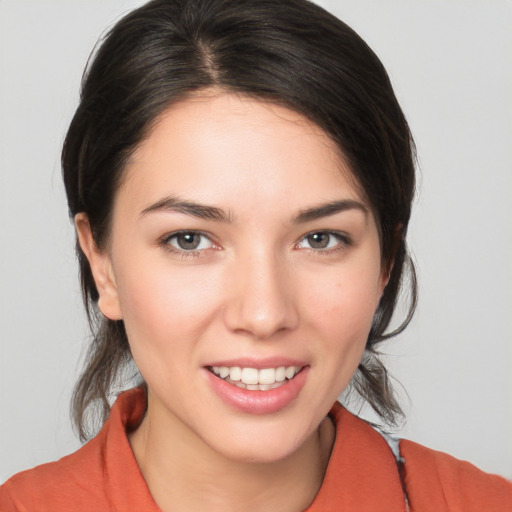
[308,232,329,249]
[178,233,200,250]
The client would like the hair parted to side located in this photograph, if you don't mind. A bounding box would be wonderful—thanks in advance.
[63,0,417,441]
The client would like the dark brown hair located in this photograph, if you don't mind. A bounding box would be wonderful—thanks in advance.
[62,0,417,441]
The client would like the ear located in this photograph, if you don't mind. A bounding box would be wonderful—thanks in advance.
[379,223,403,295]
[75,213,123,320]
[378,266,391,299]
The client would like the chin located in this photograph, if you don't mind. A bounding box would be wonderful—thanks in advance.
[205,423,309,465]
[219,441,299,465]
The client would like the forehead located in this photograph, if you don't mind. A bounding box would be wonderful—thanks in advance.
[118,92,367,217]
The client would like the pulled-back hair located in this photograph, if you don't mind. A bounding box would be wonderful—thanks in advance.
[62,0,417,441]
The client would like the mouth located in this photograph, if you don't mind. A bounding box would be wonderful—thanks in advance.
[204,362,309,414]
[207,365,303,391]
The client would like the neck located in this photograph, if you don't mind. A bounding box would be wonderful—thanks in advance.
[129,395,335,512]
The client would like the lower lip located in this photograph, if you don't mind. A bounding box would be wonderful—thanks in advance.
[204,367,309,414]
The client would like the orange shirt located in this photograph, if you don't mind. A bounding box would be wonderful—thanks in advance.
[1,388,510,511]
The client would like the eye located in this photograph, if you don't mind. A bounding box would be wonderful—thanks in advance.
[163,231,214,252]
[296,231,349,251]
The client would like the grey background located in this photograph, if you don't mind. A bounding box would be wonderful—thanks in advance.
[1,0,511,481]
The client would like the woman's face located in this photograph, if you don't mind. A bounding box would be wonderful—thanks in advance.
[83,93,388,463]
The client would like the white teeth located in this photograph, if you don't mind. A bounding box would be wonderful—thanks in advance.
[285,366,297,379]
[241,367,259,385]
[229,367,242,381]
[211,365,301,388]
[258,368,276,385]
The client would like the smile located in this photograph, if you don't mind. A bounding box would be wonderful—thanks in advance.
[205,364,309,414]
[209,366,302,391]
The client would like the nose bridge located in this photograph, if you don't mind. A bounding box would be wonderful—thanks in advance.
[224,246,298,339]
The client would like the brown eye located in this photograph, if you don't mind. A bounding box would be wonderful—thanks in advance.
[296,231,349,252]
[306,232,330,249]
[166,232,213,251]
[177,233,201,249]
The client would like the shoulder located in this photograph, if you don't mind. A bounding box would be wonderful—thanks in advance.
[400,439,512,512]
[0,388,152,512]
[0,434,108,511]
[325,403,512,511]
[308,402,407,510]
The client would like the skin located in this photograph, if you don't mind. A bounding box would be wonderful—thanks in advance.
[76,92,389,511]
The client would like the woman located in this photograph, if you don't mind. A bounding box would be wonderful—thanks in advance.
[1,0,510,510]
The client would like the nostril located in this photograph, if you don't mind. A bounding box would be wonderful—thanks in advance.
[222,264,299,338]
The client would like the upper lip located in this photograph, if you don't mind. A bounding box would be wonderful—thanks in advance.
[204,357,308,369]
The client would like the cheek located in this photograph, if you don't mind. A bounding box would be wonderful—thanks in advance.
[113,256,222,353]
[113,260,226,396]
[307,264,381,327]
[302,260,382,360]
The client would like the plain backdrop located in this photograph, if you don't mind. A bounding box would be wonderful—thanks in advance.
[1,0,511,482]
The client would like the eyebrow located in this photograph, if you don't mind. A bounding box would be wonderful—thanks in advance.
[140,195,367,224]
[140,195,232,222]
[292,199,368,223]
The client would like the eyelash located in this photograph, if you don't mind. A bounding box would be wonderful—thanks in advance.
[159,230,351,258]
[159,231,218,259]
[295,231,351,255]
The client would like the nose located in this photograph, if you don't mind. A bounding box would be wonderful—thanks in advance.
[223,251,299,340]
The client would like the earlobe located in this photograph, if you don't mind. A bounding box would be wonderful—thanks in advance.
[378,268,391,300]
[381,257,394,292]
[379,223,403,296]
[74,213,123,321]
